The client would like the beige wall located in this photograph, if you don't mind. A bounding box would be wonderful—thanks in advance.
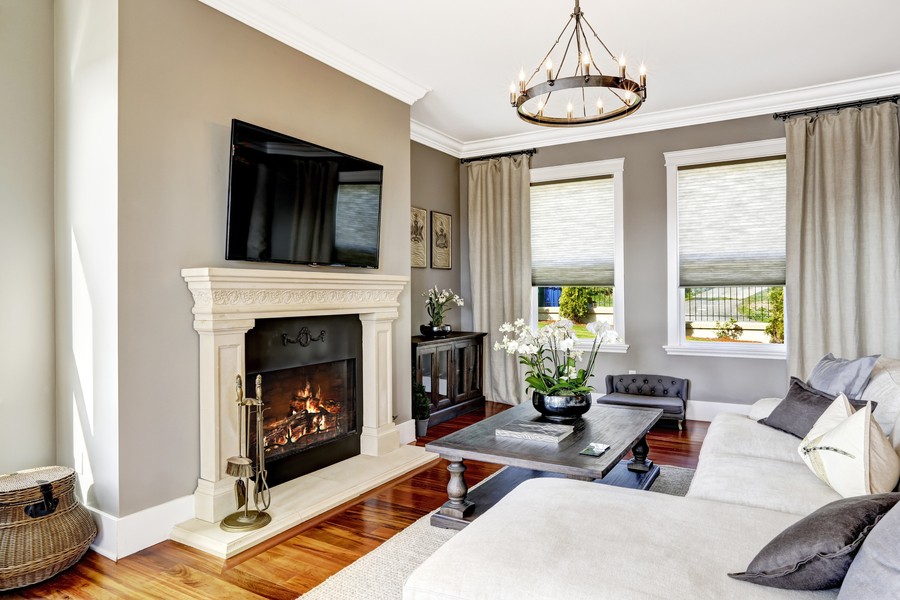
[410,142,462,329]
[0,0,56,473]
[533,115,790,404]
[115,0,411,515]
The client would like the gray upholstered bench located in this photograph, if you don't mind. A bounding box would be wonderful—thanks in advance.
[599,374,690,429]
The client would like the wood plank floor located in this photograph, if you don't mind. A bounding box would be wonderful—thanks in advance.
[6,403,708,600]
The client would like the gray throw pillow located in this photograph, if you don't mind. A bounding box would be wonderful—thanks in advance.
[808,353,880,399]
[729,493,900,590]
[759,377,872,438]
[838,502,900,599]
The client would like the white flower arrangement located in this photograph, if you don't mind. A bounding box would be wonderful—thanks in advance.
[493,318,620,395]
[424,286,464,326]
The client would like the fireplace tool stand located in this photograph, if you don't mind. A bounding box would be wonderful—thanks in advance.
[221,374,272,532]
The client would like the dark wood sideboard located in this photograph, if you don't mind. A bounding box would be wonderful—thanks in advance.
[411,331,486,426]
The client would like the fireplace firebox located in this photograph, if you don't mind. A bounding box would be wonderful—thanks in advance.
[245,314,362,488]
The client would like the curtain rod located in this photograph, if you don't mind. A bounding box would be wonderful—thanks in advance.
[459,148,537,164]
[772,94,900,121]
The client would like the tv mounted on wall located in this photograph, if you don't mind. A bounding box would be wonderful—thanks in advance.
[225,119,383,268]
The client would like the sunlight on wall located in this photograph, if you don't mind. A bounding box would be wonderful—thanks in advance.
[70,230,95,497]
[71,230,94,431]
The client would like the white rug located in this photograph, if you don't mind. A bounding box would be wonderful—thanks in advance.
[297,466,694,600]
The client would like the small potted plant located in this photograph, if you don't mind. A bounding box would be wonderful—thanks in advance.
[413,380,431,437]
[422,286,464,338]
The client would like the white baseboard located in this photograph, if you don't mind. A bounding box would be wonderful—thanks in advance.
[87,494,195,560]
[397,418,415,445]
[686,400,752,422]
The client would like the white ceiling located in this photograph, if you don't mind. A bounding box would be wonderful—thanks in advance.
[201,0,900,157]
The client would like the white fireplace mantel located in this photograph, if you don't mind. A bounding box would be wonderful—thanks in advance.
[175,267,434,557]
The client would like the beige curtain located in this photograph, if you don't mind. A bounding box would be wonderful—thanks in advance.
[467,155,532,405]
[786,103,900,378]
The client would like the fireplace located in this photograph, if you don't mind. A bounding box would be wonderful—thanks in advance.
[176,268,437,559]
[246,314,362,488]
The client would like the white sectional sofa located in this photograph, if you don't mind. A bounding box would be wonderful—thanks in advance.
[403,359,900,600]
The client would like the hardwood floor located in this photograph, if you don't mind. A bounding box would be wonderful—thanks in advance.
[6,404,708,600]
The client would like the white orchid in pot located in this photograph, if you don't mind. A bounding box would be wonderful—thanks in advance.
[421,287,464,338]
[493,318,620,423]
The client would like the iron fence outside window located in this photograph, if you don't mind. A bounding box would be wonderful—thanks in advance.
[683,286,776,322]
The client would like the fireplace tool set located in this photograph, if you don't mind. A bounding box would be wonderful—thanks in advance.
[221,374,272,532]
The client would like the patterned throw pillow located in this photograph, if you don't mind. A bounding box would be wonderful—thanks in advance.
[799,398,900,497]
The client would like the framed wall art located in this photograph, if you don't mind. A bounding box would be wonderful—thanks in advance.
[431,211,452,269]
[410,206,427,268]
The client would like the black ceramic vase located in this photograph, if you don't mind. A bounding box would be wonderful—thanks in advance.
[532,391,591,423]
[420,323,452,338]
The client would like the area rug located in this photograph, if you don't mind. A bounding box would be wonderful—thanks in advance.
[298,465,694,599]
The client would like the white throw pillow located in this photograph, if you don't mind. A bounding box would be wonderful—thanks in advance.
[799,399,900,497]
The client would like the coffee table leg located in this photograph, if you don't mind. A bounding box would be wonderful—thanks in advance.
[438,456,474,519]
[627,434,654,473]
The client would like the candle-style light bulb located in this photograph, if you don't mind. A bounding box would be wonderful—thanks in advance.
[618,53,626,78]
[510,82,517,105]
[597,98,604,115]
[519,68,526,93]
[566,101,573,119]
[639,63,647,87]
[582,53,591,77]
[537,100,545,116]
[545,58,553,82]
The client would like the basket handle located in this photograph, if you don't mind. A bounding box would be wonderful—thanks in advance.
[24,481,59,518]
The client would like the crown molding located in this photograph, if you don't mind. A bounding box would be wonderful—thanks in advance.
[429,71,900,159]
[197,0,430,105]
[410,120,465,157]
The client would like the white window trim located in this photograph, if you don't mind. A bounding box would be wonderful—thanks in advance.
[663,138,786,360]
[530,158,628,354]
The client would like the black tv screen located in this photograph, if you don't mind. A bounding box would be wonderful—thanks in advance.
[226,119,383,268]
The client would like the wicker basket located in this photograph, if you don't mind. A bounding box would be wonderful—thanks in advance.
[0,466,97,591]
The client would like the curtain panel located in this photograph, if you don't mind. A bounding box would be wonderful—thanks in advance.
[467,155,532,405]
[786,103,900,378]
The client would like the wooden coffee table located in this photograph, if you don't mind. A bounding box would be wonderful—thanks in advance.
[426,402,663,529]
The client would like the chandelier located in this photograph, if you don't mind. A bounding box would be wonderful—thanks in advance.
[510,0,647,127]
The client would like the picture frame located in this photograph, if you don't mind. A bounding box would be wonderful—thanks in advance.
[430,211,452,269]
[410,206,427,268]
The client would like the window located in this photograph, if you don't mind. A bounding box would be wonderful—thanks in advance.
[529,159,627,352]
[664,139,786,359]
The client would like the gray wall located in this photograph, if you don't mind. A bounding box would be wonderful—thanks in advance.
[410,142,462,329]
[460,115,790,405]
[0,0,56,473]
[535,115,789,404]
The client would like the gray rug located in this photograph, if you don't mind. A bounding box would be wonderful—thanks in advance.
[298,465,694,599]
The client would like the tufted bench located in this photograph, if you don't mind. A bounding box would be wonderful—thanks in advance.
[599,374,690,429]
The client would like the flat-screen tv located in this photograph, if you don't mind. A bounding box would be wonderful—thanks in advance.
[226,119,383,268]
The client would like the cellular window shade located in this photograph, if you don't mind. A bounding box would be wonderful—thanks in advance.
[678,158,786,287]
[531,177,614,286]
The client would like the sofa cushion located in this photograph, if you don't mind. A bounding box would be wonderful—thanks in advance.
[760,378,870,439]
[403,479,838,600]
[687,453,841,515]
[807,353,880,399]
[597,392,683,414]
[699,413,805,465]
[799,401,900,497]
[729,493,900,590]
[749,397,785,422]
[860,356,900,438]
[838,502,900,599]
